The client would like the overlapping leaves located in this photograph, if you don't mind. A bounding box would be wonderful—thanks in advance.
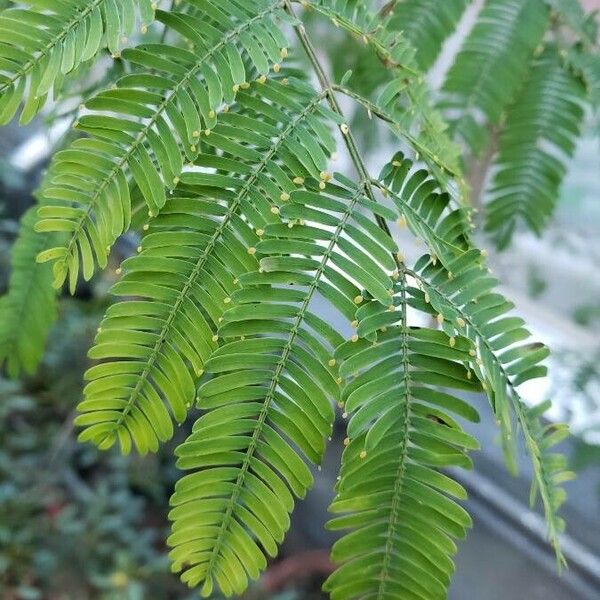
[76,77,334,455]
[169,176,399,594]
[35,0,290,291]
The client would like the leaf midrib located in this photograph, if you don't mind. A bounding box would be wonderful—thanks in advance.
[377,274,412,599]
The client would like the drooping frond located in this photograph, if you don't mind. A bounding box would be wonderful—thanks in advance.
[410,247,568,555]
[75,78,333,455]
[168,177,398,595]
[441,0,550,154]
[387,0,470,71]
[377,151,472,263]
[486,49,586,247]
[0,0,156,125]
[324,284,481,600]
[35,0,290,291]
[0,207,59,377]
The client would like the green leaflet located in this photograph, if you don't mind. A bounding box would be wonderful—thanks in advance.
[35,0,290,292]
[76,79,332,455]
[486,48,586,247]
[0,207,59,377]
[0,0,156,125]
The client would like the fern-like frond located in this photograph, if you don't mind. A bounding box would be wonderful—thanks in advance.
[409,246,568,554]
[168,177,398,595]
[35,0,290,291]
[0,207,59,377]
[486,49,585,247]
[0,0,156,125]
[441,0,550,154]
[387,0,469,71]
[75,79,333,454]
[324,283,480,600]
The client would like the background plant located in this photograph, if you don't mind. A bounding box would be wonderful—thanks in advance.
[1,1,598,598]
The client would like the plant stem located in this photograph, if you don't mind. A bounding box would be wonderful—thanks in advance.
[284,0,403,272]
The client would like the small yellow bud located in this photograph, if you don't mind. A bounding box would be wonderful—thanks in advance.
[354,295,364,304]
[336,377,342,384]
[328,359,336,367]
[280,47,288,59]
[248,247,257,255]
[141,25,148,34]
[436,313,444,324]
[392,160,402,167]
[273,63,281,73]
[240,81,250,89]
[469,349,476,357]
[342,412,348,419]
[340,123,349,135]
[223,297,231,304]
[424,292,430,304]
[115,268,122,275]
[208,110,216,118]
[343,437,350,446]
[256,228,264,237]
[258,74,267,84]
[351,334,359,342]
[270,206,280,215]
[360,450,367,459]
[204,129,211,136]
[280,192,290,202]
[351,320,358,328]
[293,176,305,185]
[456,317,466,328]
[212,335,219,342]
[397,215,407,228]
[137,246,142,253]
[192,130,200,138]
[143,223,149,231]
[319,181,326,190]
[449,337,456,348]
